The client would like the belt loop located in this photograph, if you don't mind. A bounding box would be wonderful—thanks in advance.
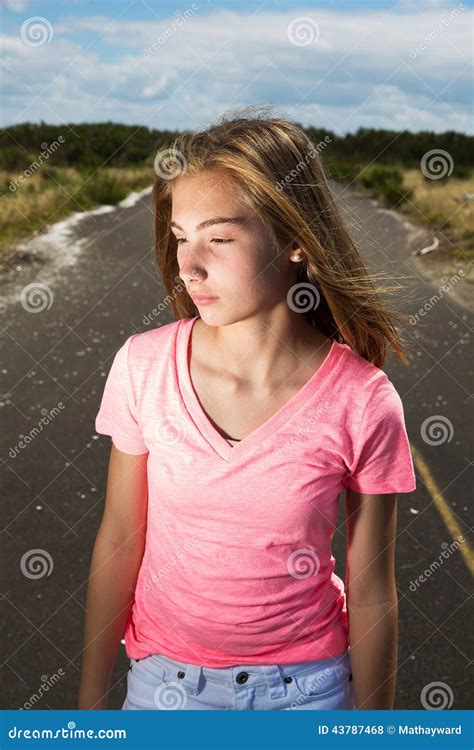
[263,664,287,698]
[176,661,203,696]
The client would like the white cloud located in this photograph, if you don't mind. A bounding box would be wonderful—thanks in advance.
[1,0,33,11]
[0,5,471,133]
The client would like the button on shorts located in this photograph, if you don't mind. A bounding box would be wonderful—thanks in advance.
[122,648,355,710]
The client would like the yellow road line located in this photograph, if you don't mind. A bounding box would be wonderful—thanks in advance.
[410,443,473,576]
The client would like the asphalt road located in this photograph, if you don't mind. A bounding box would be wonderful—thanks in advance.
[1,182,472,710]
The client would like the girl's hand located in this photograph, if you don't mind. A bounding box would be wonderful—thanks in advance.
[345,489,398,710]
[78,444,149,710]
[77,678,109,710]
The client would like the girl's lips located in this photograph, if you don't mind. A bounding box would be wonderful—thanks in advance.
[191,296,218,305]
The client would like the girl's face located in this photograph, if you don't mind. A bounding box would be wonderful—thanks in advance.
[170,169,298,325]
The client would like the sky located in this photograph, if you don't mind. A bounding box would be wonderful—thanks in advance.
[1,0,472,135]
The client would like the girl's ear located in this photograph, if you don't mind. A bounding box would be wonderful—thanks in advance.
[289,248,305,262]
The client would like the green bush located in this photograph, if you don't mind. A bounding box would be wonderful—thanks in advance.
[454,164,472,179]
[76,170,128,206]
[359,165,411,207]
[40,167,61,182]
[322,159,364,183]
[0,176,13,195]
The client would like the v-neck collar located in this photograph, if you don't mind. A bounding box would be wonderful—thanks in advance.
[176,316,342,464]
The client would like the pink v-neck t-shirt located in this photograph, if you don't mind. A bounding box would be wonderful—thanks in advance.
[95,316,416,667]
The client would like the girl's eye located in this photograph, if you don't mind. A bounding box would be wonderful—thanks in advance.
[175,238,233,245]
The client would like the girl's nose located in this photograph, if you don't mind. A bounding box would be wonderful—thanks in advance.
[179,262,205,284]
[179,247,207,284]
[179,268,202,282]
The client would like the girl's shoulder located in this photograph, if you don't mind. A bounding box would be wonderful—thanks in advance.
[109,319,186,386]
[333,340,399,400]
[125,317,184,358]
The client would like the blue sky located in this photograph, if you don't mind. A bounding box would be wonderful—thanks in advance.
[1,0,472,134]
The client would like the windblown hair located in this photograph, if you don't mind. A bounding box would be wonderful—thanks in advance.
[152,104,414,369]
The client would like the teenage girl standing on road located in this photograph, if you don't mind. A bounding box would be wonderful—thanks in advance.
[78,106,416,711]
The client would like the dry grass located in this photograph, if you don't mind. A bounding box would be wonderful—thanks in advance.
[0,165,153,269]
[401,168,474,257]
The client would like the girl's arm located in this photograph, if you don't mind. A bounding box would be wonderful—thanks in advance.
[78,444,148,709]
[344,489,398,709]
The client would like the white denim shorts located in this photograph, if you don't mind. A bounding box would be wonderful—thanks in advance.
[122,648,355,710]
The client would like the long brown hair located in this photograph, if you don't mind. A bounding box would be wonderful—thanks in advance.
[152,104,415,369]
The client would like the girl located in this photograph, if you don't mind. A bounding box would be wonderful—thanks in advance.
[78,106,416,711]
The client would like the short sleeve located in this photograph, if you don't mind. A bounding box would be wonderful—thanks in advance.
[344,381,416,494]
[95,335,148,455]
